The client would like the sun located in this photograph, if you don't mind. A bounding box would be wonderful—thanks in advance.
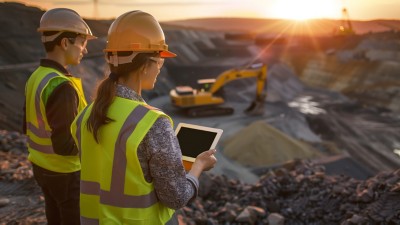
[269,0,341,21]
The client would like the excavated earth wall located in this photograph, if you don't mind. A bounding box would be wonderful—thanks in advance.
[282,32,400,112]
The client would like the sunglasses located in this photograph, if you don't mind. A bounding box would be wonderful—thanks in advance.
[67,36,88,49]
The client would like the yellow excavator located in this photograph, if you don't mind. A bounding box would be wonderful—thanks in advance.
[169,63,267,117]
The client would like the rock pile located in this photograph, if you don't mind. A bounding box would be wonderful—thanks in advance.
[179,160,400,225]
[0,130,31,181]
[0,151,32,181]
[0,130,27,153]
[1,130,400,224]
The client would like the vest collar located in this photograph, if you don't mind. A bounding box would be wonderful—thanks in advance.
[40,59,71,76]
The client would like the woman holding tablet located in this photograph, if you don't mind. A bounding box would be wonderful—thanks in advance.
[71,10,217,225]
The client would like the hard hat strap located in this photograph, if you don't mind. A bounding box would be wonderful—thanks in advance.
[106,52,139,67]
[41,31,62,43]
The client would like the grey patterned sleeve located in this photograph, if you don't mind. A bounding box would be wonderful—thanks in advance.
[185,173,199,197]
[144,116,199,209]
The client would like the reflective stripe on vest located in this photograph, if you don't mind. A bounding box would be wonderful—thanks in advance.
[74,106,88,157]
[81,217,99,225]
[81,105,157,207]
[74,98,174,224]
[26,66,86,173]
[27,72,58,153]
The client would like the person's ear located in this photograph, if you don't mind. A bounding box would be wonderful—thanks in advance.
[60,38,68,50]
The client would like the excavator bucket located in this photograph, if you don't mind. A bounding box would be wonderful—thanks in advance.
[245,94,266,115]
[245,100,265,115]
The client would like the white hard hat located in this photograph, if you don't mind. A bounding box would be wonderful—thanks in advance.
[38,8,96,42]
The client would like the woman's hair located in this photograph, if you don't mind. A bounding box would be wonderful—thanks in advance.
[86,52,158,143]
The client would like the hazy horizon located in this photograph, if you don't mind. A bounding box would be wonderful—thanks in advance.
[4,0,400,22]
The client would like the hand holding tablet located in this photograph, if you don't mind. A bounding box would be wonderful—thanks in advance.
[175,123,223,171]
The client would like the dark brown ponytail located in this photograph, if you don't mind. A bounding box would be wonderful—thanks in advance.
[86,76,116,143]
[86,52,157,143]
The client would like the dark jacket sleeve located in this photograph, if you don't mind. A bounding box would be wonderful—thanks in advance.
[45,81,79,156]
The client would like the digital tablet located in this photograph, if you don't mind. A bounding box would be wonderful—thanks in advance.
[175,123,223,170]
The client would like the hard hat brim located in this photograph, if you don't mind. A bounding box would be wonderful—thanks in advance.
[86,35,98,40]
[160,50,177,58]
[37,28,98,40]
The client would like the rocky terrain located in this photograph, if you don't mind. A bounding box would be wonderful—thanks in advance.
[1,2,400,224]
[1,131,400,224]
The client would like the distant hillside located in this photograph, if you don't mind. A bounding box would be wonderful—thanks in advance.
[0,2,110,66]
[164,17,400,36]
[1,2,400,132]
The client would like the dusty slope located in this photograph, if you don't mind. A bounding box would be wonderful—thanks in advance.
[164,18,400,35]
[223,121,320,167]
[281,32,400,112]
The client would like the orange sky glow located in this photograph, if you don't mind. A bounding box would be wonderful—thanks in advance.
[5,0,400,21]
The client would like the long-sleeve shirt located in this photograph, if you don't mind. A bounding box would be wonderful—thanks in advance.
[23,59,80,156]
[116,84,199,209]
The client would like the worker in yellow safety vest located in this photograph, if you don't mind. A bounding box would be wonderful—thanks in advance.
[24,8,96,225]
[71,10,217,225]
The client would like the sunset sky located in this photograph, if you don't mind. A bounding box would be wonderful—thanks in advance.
[5,0,400,21]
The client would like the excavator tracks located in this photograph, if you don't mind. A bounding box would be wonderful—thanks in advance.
[186,106,234,117]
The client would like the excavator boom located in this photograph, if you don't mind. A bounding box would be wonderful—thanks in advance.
[209,64,267,96]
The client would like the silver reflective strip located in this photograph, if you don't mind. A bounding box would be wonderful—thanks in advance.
[110,105,149,194]
[27,122,51,138]
[27,73,59,154]
[75,107,88,152]
[81,180,100,195]
[81,216,99,225]
[81,180,158,208]
[101,189,158,208]
[165,213,178,225]
[27,72,58,138]
[34,72,59,131]
[81,105,159,208]
[28,139,54,154]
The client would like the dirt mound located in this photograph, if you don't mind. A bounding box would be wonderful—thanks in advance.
[223,121,320,167]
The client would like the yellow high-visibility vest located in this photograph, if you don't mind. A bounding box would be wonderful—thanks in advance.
[25,66,87,172]
[71,97,175,225]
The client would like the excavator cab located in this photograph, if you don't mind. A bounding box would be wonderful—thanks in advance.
[175,86,196,95]
[197,78,216,92]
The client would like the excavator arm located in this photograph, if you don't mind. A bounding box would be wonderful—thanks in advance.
[209,64,267,100]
